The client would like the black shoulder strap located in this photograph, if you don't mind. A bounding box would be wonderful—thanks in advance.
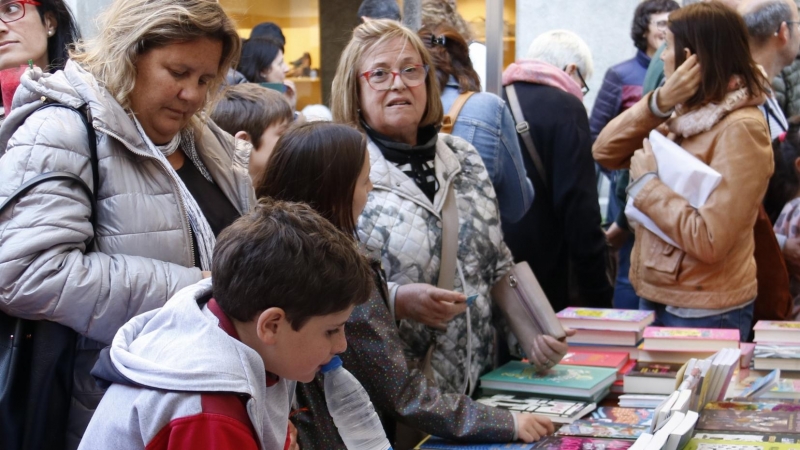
[0,102,99,247]
[505,84,549,192]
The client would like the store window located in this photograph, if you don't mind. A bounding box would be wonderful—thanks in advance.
[453,0,516,69]
[218,0,322,110]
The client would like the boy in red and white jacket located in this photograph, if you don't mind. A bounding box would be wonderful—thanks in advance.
[79,199,374,450]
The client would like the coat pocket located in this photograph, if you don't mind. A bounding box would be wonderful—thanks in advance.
[642,231,686,280]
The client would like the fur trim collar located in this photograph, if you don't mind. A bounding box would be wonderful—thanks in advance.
[668,80,766,138]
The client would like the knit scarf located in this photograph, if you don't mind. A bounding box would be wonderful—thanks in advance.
[363,121,440,200]
[133,118,217,270]
[668,77,767,138]
[502,59,584,100]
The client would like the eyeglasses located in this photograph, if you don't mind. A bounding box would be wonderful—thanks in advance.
[651,20,668,30]
[359,64,429,91]
[0,0,41,24]
[565,65,590,95]
[781,21,800,33]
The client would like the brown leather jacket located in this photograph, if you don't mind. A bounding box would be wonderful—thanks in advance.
[593,91,773,310]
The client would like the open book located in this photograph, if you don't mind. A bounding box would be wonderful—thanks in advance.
[625,130,722,250]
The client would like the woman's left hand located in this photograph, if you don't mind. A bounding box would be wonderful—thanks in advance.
[630,138,658,180]
[529,328,577,373]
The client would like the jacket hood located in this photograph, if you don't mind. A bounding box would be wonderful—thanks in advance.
[502,59,584,101]
[91,278,267,397]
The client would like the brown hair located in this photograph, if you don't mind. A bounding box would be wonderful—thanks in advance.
[669,2,768,109]
[255,122,367,237]
[331,19,444,131]
[419,24,480,93]
[211,84,293,149]
[420,0,474,42]
[212,197,373,329]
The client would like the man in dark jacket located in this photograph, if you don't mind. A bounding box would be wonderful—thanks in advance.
[501,30,613,313]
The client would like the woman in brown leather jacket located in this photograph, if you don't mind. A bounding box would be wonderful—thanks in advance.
[593,2,773,338]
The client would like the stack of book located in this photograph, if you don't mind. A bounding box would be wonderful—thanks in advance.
[752,321,800,371]
[560,350,635,395]
[637,327,740,366]
[557,307,655,360]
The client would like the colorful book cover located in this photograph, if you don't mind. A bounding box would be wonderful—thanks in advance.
[530,436,633,449]
[755,345,800,359]
[628,362,682,378]
[643,327,740,341]
[696,409,800,433]
[693,431,800,443]
[475,394,594,420]
[557,307,653,323]
[417,436,535,449]
[739,369,781,399]
[770,379,800,397]
[561,351,629,369]
[479,361,617,391]
[588,407,654,427]
[684,439,800,449]
[753,321,800,331]
[705,401,800,412]
[555,420,647,439]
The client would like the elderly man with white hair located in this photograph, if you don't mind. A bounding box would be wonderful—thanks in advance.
[501,30,613,313]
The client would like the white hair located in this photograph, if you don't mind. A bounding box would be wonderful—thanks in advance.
[526,30,594,80]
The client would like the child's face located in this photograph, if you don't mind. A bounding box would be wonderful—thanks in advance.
[262,306,354,383]
[249,120,289,180]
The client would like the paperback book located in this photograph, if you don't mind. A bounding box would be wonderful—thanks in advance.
[684,439,800,449]
[696,409,800,433]
[737,369,781,399]
[567,329,643,347]
[479,361,616,402]
[567,343,642,360]
[529,436,633,449]
[560,351,629,370]
[415,437,536,449]
[766,379,800,400]
[693,431,800,443]
[753,321,800,344]
[704,401,800,412]
[754,345,800,371]
[623,362,681,395]
[642,327,740,352]
[555,420,647,439]
[556,308,654,332]
[475,394,596,424]
[588,407,654,427]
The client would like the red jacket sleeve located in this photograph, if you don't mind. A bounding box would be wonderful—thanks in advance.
[145,414,259,450]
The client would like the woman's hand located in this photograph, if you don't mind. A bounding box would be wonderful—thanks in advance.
[287,421,300,450]
[529,328,576,373]
[515,413,555,442]
[606,222,630,252]
[657,53,701,112]
[394,283,467,330]
[630,139,658,181]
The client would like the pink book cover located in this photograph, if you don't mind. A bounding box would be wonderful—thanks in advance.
[557,308,654,323]
[560,351,629,369]
[753,321,800,331]
[740,343,756,369]
[643,327,740,341]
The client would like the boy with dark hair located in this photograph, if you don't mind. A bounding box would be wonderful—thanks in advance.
[79,199,374,450]
[212,84,294,180]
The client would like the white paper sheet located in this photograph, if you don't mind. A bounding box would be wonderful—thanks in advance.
[624,130,722,249]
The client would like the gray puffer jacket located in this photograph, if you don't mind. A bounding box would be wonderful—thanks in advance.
[0,61,254,448]
[358,134,514,396]
[774,58,800,118]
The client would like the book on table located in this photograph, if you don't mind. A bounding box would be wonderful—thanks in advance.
[754,344,800,371]
[567,329,643,347]
[555,420,647,440]
[587,407,655,427]
[704,400,800,411]
[642,327,740,352]
[636,347,718,365]
[478,361,616,402]
[623,362,682,395]
[560,351,629,370]
[645,411,686,450]
[696,408,800,433]
[753,321,800,344]
[693,431,800,443]
[556,307,655,332]
[683,439,800,449]
[567,343,642,360]
[663,410,699,450]
[763,378,800,400]
[474,393,596,424]
[619,394,669,409]
[529,436,634,449]
[414,436,536,449]
[736,369,781,399]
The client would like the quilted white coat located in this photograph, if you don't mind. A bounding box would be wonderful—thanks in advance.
[358,134,514,395]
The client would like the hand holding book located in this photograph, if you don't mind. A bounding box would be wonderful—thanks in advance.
[529,328,576,373]
[515,413,555,443]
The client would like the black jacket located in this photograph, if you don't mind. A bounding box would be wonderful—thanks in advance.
[502,82,613,312]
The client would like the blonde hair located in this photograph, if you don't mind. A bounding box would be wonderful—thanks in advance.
[420,0,474,42]
[332,19,443,131]
[70,0,241,115]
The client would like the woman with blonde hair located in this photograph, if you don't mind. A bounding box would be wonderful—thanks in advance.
[0,0,251,446]
[326,18,563,444]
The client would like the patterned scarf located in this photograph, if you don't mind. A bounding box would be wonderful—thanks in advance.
[133,118,216,270]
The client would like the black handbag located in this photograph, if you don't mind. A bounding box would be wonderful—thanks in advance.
[0,102,98,450]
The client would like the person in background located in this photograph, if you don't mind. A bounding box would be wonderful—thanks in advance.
[78,198,374,450]
[250,21,286,44]
[500,30,613,313]
[773,57,800,118]
[0,0,251,446]
[591,0,680,309]
[237,37,295,111]
[419,24,533,224]
[740,0,800,139]
[421,0,486,92]
[0,0,80,118]
[593,2,773,338]
[331,18,570,399]
[259,122,554,448]
[771,120,800,317]
[358,0,401,21]
[211,83,293,180]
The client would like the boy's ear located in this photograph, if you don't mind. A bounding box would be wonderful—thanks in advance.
[235,131,252,143]
[255,307,286,345]
[793,156,800,174]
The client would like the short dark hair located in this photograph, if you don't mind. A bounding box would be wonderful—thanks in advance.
[358,0,401,21]
[211,84,293,149]
[255,122,367,237]
[212,198,373,329]
[237,37,285,83]
[250,22,286,46]
[669,2,769,109]
[742,0,795,46]
[419,24,481,93]
[35,0,81,73]
[631,0,680,52]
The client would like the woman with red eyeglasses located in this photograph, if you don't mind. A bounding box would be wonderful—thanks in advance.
[0,0,79,118]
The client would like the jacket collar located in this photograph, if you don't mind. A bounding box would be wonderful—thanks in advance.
[635,50,652,69]
[368,135,461,216]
